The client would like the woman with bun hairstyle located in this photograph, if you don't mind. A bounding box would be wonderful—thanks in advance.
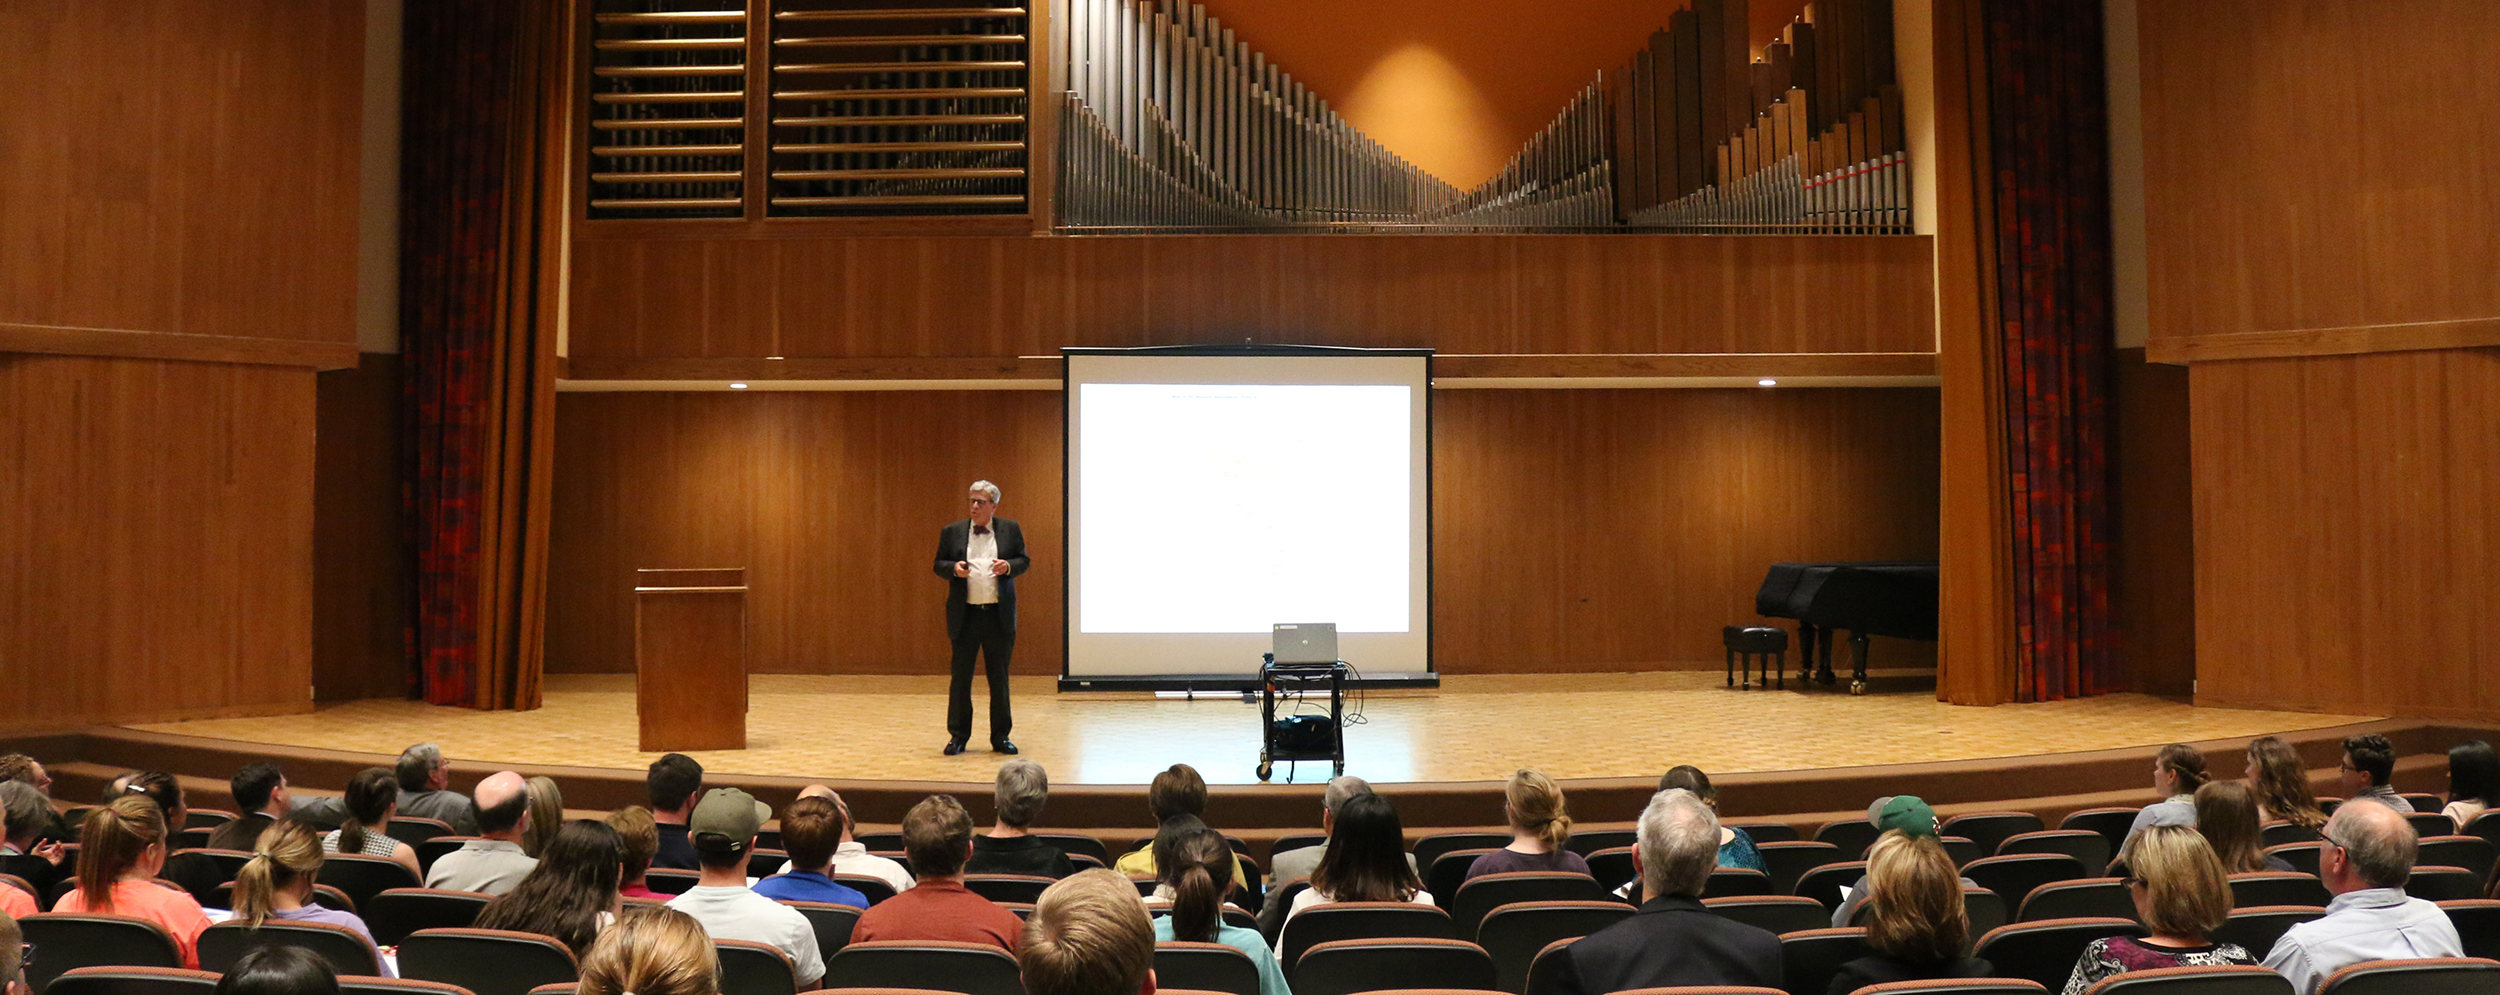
[1152,825,1289,995]
[2126,744,2211,845]
[1465,769,1591,881]
[322,767,422,880]
[54,795,213,968]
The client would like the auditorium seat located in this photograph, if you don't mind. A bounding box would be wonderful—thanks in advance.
[748,849,788,877]
[316,854,422,912]
[388,817,459,846]
[1583,847,1636,892]
[1414,836,1512,877]
[2071,965,2294,995]
[1779,927,1874,995]
[1794,861,1869,911]
[2462,812,2500,855]
[2316,957,2500,995]
[184,811,236,831]
[1960,855,2089,910]
[1725,821,1801,844]
[780,900,861,960]
[1700,868,1774,899]
[2060,809,2142,855]
[2262,843,2323,877]
[171,850,252,905]
[2405,814,2458,841]
[17,913,185,995]
[1831,981,2045,995]
[1521,939,1575,995]
[2437,900,2500,961]
[44,967,222,995]
[397,928,580,995]
[1034,833,1112,863]
[1293,938,1494,995]
[1816,820,1882,861]
[337,979,480,995]
[1449,873,1613,939]
[2415,837,2498,882]
[2210,906,2324,958]
[1996,831,2112,874]
[1279,902,1459,980]
[1938,837,1983,870]
[413,838,477,876]
[1474,901,1630,993]
[198,919,386,976]
[829,874,897,906]
[961,873,1055,904]
[2226,872,2332,909]
[365,888,492,945]
[715,939,797,995]
[853,833,904,852]
[2018,878,2134,923]
[1755,841,1843,895]
[1154,941,1261,995]
[2260,823,2323,848]
[1561,830,1634,857]
[822,940,1024,995]
[642,869,700,895]
[1971,919,2144,991]
[2403,867,2483,902]
[1426,850,1503,911]
[1702,895,1829,936]
[1270,834,1327,859]
[1942,813,2046,858]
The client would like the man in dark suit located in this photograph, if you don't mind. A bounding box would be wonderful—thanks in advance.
[1550,788,1783,995]
[205,761,289,851]
[934,479,1029,755]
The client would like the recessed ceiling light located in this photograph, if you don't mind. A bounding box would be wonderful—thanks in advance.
[729,383,749,389]
[765,356,785,360]
[1758,379,1778,387]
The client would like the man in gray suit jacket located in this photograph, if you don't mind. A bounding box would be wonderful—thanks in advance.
[934,479,1030,755]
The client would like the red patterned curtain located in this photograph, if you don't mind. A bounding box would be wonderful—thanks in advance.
[401,0,567,710]
[1980,0,2118,700]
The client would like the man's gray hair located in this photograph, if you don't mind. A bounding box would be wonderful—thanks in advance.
[1636,788,1720,898]
[2326,798,2417,889]
[1322,775,1373,815]
[970,480,1002,502]
[396,743,444,791]
[0,781,49,844]
[995,759,1051,828]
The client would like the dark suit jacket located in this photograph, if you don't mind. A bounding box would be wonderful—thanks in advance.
[1550,893,1784,995]
[933,517,1030,640]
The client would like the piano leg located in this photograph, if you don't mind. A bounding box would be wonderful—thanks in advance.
[1803,624,1836,686]
[1848,631,1872,695]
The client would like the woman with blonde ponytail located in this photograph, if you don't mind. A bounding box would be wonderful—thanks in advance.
[1464,769,1591,881]
[55,796,212,968]
[1150,826,1287,995]
[232,821,388,967]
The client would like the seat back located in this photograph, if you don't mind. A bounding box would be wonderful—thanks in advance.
[1450,873,1611,939]
[2316,957,2500,995]
[716,939,798,995]
[2226,872,2332,909]
[1971,918,2144,991]
[2210,906,2325,959]
[173,850,254,904]
[1816,820,1882,860]
[2261,823,2324,849]
[1961,855,2089,910]
[2079,965,2296,995]
[2262,843,2323,877]
[1033,834,1111,863]
[413,838,478,876]
[2404,866,2484,902]
[2019,879,2134,923]
[853,833,904,852]
[2436,900,2500,961]
[1426,850,1503,911]
[1279,901,1459,978]
[1702,895,1829,936]
[1153,941,1261,995]
[44,967,221,995]
[643,869,700,895]
[365,888,492,945]
[2462,812,2500,858]
[1780,927,1875,995]
[1583,847,1637,893]
[1413,835,1513,875]
[1475,901,1630,993]
[396,928,582,995]
[962,874,1056,904]
[1271,834,1327,859]
[1293,938,1494,995]
[1832,982,2046,995]
[1521,939,1577,995]
[822,940,1024,995]
[19,914,185,995]
[748,850,789,878]
[1756,841,1845,897]
[389,817,459,845]
[1726,822,1801,844]
[185,811,237,831]
[316,854,423,912]
[1794,861,1869,911]
[781,900,862,959]
[2406,814,2460,841]
[2415,837,2499,882]
[2059,809,2144,857]
[1562,830,1636,857]
[1938,837,1983,870]
[338,977,476,995]
[829,874,899,906]
[199,919,385,977]
[1943,813,2047,858]
[1997,831,2113,873]
[1701,868,1774,900]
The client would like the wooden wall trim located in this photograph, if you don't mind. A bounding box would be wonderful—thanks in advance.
[2144,316,2500,365]
[558,352,1943,384]
[564,356,1060,381]
[0,323,363,371]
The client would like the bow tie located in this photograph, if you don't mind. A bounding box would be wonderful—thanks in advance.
[973,525,990,535]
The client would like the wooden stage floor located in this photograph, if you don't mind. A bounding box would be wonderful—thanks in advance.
[127,672,2380,787]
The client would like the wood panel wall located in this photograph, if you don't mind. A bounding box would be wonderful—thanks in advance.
[0,355,318,727]
[314,354,409,701]
[547,387,1941,675]
[2109,348,2192,696]
[568,234,1936,361]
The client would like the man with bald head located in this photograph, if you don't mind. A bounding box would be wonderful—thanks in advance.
[2262,798,2462,993]
[424,771,539,895]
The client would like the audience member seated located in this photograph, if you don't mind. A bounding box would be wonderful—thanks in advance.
[2337,734,2412,813]
[321,767,423,879]
[609,805,664,900]
[1287,791,1430,920]
[0,800,34,920]
[1549,788,1781,995]
[232,821,391,973]
[1828,831,1993,994]
[2441,740,2497,832]
[2245,736,2329,830]
[522,776,565,858]
[578,906,722,995]
[1465,768,1592,882]
[2262,797,2461,993]
[2062,825,2253,995]
[479,818,625,954]
[664,788,825,987]
[648,753,705,871]
[853,794,1025,951]
[0,754,63,842]
[1269,776,1414,889]
[2196,781,2293,873]
[1021,869,1158,995]
[808,785,915,892]
[2127,744,2210,844]
[0,781,66,900]
[301,744,477,836]
[215,945,340,995]
[112,771,223,901]
[1661,765,1765,872]
[1153,825,1289,995]
[1832,796,1977,928]
[208,762,291,852]
[55,795,213,968]
[425,770,538,895]
[753,796,869,908]
[2,903,25,994]
[968,759,1077,878]
[1114,765,1251,893]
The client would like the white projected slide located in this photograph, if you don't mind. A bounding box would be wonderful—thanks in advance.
[1065,351,1432,680]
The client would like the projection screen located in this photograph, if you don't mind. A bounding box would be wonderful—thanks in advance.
[1061,346,1434,689]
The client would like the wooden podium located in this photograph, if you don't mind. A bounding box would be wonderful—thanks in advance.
[634,568,748,751]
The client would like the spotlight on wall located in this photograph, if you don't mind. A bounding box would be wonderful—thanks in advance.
[729,383,749,389]
[1758,379,1778,387]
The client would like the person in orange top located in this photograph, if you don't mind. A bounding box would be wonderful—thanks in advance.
[53,795,213,968]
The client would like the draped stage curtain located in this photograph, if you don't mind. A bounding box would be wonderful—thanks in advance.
[401,0,567,710]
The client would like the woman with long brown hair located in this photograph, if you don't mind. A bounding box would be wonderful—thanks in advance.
[1151,825,1288,995]
[2193,781,2293,874]
[477,819,625,954]
[53,795,212,968]
[1289,791,1428,919]
[1826,831,1993,993]
[1465,769,1590,881]
[2244,736,2328,830]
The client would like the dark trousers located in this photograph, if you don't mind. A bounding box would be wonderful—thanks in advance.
[948,605,1014,743]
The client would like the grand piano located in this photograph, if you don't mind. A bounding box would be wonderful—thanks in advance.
[1754,560,1939,694]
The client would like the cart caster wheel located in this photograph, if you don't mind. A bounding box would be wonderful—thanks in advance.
[1257,762,1273,781]
[1333,762,1345,776]
[1850,679,1867,696]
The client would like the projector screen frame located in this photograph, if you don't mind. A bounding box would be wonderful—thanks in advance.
[1056,344,1439,693]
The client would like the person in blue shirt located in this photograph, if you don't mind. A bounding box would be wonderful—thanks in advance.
[1150,825,1291,995]
[754,795,870,909]
[2262,800,2461,993]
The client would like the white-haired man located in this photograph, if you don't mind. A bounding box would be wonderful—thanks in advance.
[1549,788,1782,995]
[934,479,1029,756]
[2263,800,2461,993]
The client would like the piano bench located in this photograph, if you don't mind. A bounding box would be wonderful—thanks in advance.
[1723,625,1790,690]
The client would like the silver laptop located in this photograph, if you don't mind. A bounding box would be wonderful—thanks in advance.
[1271,623,1339,665]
